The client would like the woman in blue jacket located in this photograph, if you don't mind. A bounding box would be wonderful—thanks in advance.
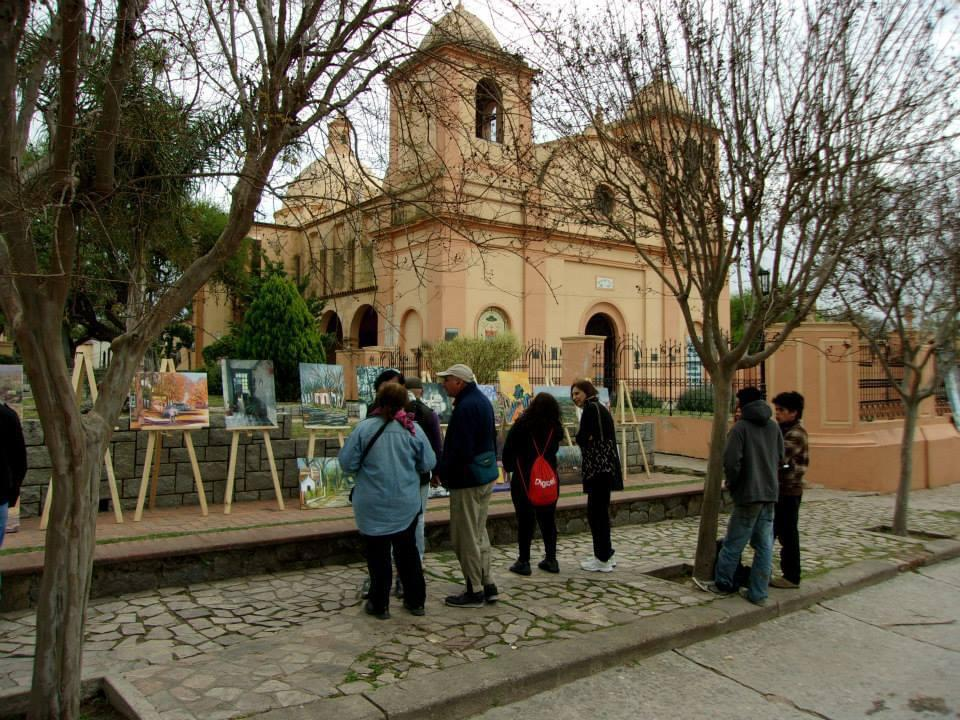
[339,383,436,619]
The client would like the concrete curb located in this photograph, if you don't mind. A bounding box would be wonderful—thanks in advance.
[243,542,960,720]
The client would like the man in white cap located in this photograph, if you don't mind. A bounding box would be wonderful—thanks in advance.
[436,364,498,607]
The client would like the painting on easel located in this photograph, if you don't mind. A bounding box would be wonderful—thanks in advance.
[356,366,386,406]
[297,457,355,508]
[497,371,532,424]
[420,382,453,423]
[533,386,579,426]
[300,363,347,426]
[222,359,278,428]
[0,365,23,416]
[131,372,209,430]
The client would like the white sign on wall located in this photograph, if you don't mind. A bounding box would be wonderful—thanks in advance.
[596,276,615,290]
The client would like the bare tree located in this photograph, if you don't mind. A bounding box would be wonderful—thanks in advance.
[826,165,960,536]
[530,0,960,578]
[0,0,420,715]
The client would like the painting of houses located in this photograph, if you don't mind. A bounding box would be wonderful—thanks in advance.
[0,365,23,415]
[131,372,209,430]
[300,363,348,426]
[222,359,278,428]
[298,457,355,508]
[497,371,532,424]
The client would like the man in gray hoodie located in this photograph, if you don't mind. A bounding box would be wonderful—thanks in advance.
[696,386,783,606]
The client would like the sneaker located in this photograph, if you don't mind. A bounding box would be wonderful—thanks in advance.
[363,600,390,620]
[393,577,404,598]
[509,560,532,576]
[692,577,734,595]
[770,576,799,589]
[580,556,615,573]
[444,590,485,608]
[584,554,617,567]
[403,603,425,616]
[483,583,499,603]
[738,587,767,607]
[360,577,371,599]
[538,558,560,574]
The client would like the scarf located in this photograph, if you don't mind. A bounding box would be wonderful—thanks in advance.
[371,407,417,436]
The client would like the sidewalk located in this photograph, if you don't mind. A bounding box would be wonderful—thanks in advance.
[1,485,959,719]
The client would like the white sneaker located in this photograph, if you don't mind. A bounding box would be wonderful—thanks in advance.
[580,556,615,573]
[582,555,617,567]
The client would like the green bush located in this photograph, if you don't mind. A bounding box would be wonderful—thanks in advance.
[676,385,714,413]
[425,333,521,384]
[615,389,661,410]
[233,275,325,400]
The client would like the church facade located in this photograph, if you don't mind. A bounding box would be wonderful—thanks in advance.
[193,5,728,371]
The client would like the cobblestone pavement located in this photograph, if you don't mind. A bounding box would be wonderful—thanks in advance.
[1,486,958,719]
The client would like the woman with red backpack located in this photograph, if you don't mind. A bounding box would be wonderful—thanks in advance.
[502,393,563,575]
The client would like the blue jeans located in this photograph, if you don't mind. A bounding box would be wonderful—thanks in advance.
[0,502,7,548]
[716,502,774,603]
[415,483,429,560]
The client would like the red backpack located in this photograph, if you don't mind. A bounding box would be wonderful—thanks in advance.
[517,429,559,507]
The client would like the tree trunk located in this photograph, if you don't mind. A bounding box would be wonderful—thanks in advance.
[892,398,920,536]
[29,428,104,720]
[693,374,733,580]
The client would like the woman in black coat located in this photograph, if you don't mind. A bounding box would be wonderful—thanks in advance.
[571,379,623,572]
[502,393,563,575]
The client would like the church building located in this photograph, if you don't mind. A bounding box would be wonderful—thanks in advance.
[193,4,728,373]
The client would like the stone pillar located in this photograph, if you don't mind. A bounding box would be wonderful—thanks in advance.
[338,346,398,401]
[560,335,605,386]
[766,322,859,435]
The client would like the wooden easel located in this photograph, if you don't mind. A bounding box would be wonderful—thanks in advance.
[133,359,208,521]
[304,425,350,461]
[40,351,123,530]
[224,425,286,513]
[615,383,652,479]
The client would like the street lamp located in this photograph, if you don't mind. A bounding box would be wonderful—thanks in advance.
[757,267,770,396]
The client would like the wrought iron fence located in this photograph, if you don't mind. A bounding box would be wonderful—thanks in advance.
[591,335,763,416]
[858,342,906,421]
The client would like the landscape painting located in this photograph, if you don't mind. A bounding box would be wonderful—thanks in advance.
[300,363,348,426]
[131,372,209,430]
[497,371,532,424]
[356,366,386,406]
[478,384,504,425]
[222,359,277,428]
[420,382,453,423]
[533,385,579,426]
[298,457,355,509]
[0,365,23,415]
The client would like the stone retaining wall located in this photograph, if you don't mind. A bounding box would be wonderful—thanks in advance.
[18,416,655,517]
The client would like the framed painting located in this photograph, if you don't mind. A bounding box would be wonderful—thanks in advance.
[0,365,23,416]
[222,359,278,428]
[131,372,209,430]
[420,382,454,424]
[533,385,579,426]
[300,363,348,426]
[356,366,386,406]
[298,457,355,509]
[497,371,532,424]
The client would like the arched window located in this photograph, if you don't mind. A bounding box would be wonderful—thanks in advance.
[593,184,614,217]
[475,79,503,143]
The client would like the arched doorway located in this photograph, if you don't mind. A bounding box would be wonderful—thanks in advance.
[321,312,344,362]
[585,313,617,392]
[355,306,378,348]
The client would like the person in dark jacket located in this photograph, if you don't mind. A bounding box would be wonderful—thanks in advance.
[436,364,498,608]
[0,402,27,550]
[696,387,784,606]
[771,391,808,589]
[502,393,563,575]
[571,378,623,573]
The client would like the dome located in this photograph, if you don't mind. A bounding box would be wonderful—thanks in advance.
[276,116,377,224]
[630,78,692,116]
[419,3,502,53]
